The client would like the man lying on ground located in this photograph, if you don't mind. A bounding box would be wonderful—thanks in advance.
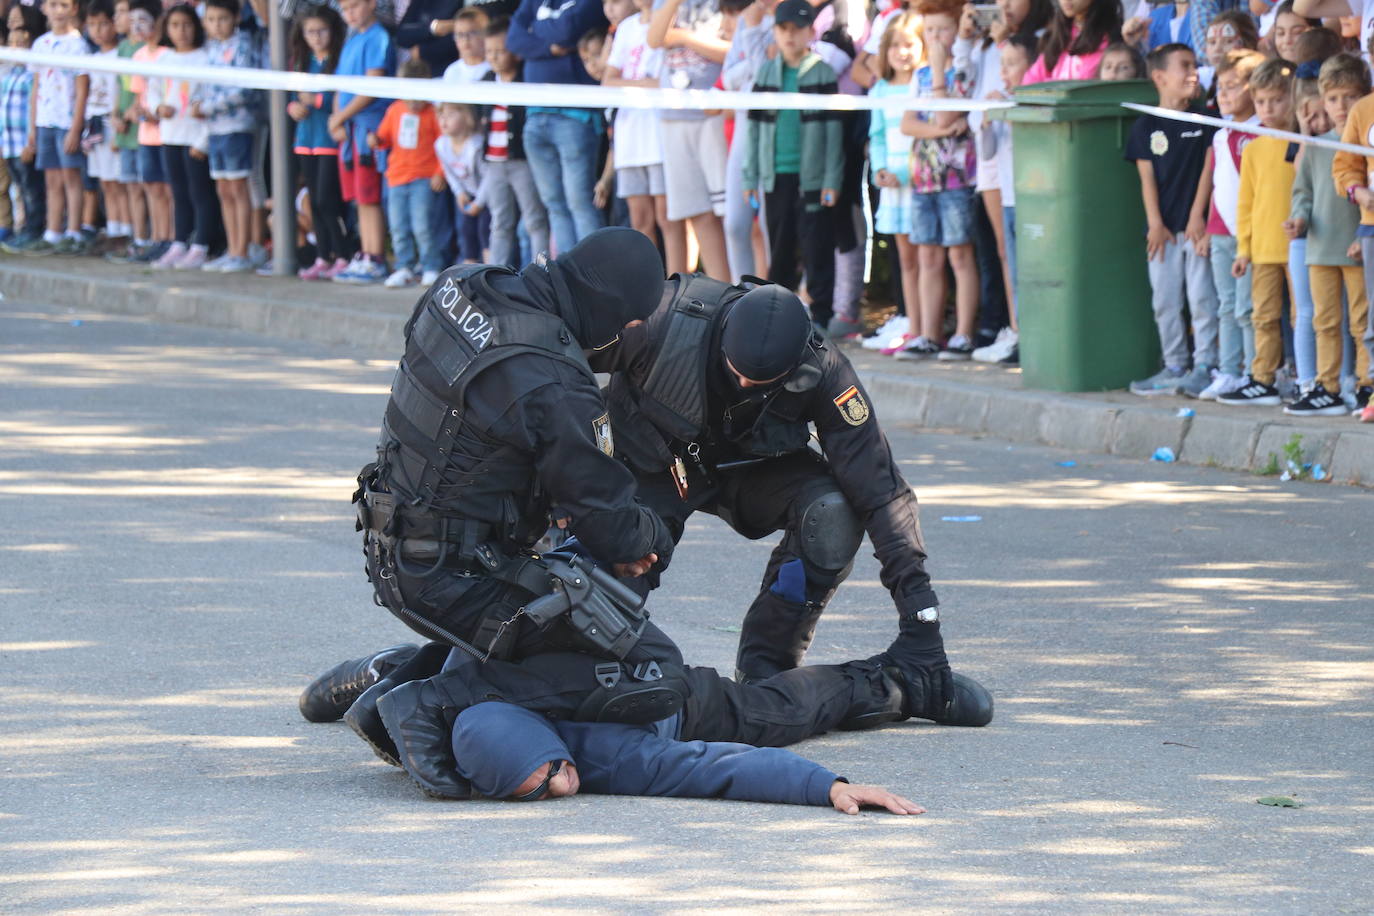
[451,699,925,815]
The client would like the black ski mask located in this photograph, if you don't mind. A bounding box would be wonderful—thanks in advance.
[719,285,813,399]
[519,228,666,364]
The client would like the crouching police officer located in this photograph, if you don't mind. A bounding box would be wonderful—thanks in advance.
[354,228,687,798]
[601,279,993,726]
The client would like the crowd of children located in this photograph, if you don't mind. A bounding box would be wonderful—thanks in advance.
[0,0,1371,419]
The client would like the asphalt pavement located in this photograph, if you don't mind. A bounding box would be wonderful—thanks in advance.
[2,301,1372,914]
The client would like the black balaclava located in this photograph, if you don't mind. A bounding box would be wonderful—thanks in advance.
[519,227,666,354]
[719,285,812,389]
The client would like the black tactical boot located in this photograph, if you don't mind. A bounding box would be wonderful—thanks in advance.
[836,664,909,731]
[877,660,994,727]
[298,644,419,723]
[344,642,452,767]
[375,674,475,799]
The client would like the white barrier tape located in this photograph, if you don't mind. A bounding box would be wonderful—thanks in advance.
[1123,102,1374,157]
[0,46,1015,114]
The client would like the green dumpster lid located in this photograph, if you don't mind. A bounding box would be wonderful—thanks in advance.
[990,79,1159,122]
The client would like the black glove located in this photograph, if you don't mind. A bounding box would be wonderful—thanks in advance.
[885,617,952,719]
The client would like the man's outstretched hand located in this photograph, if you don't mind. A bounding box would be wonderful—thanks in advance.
[830,782,925,816]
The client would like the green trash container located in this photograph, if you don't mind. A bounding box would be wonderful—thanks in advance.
[991,79,1163,392]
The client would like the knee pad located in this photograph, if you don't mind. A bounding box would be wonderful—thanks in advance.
[794,488,862,576]
[573,660,688,725]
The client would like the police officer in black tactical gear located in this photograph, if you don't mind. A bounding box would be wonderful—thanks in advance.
[354,227,690,799]
[600,277,993,727]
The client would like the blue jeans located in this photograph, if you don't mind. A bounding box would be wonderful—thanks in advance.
[1210,234,1253,378]
[1003,203,1017,318]
[1289,237,1316,386]
[5,156,45,237]
[387,178,442,273]
[523,111,604,254]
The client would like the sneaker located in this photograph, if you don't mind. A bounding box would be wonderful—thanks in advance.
[937,334,975,361]
[894,335,940,361]
[173,245,207,270]
[333,256,382,284]
[297,257,330,281]
[384,266,417,288]
[1,233,38,254]
[998,343,1019,366]
[1129,366,1188,397]
[323,257,352,279]
[134,241,170,264]
[1179,365,1215,398]
[880,333,918,356]
[23,238,60,257]
[297,644,420,724]
[1284,384,1349,416]
[420,268,440,286]
[972,327,1017,363]
[826,315,865,340]
[1217,377,1282,406]
[151,241,188,269]
[201,253,233,272]
[353,258,389,283]
[1360,403,1374,423]
[217,255,253,273]
[1352,386,1372,415]
[1198,371,1244,401]
[864,315,909,351]
[247,242,269,268]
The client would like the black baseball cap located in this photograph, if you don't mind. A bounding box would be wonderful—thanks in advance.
[774,0,815,28]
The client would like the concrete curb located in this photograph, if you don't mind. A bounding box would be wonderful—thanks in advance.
[856,369,1374,487]
[7,260,1373,487]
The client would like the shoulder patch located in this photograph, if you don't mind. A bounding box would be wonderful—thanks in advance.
[592,412,615,456]
[833,385,870,427]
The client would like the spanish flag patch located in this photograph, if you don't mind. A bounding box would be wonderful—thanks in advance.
[832,385,870,427]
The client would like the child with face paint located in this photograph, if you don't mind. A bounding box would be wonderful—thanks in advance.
[1198,9,1259,96]
[1188,48,1266,401]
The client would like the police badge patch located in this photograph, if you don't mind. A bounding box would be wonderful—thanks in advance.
[592,412,615,456]
[833,385,870,426]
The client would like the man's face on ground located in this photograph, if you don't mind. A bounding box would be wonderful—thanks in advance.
[513,759,580,800]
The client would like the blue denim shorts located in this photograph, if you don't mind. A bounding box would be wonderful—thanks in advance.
[137,144,166,184]
[910,186,976,247]
[118,147,140,183]
[34,125,87,171]
[208,131,254,180]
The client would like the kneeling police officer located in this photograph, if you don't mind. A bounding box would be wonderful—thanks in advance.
[354,228,686,797]
[601,278,992,726]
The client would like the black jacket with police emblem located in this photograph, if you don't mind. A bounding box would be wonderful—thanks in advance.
[373,264,674,569]
[603,277,939,611]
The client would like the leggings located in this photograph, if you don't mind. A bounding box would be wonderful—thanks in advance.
[298,151,352,262]
[160,144,219,247]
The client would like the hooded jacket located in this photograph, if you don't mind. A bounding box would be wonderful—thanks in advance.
[452,702,838,805]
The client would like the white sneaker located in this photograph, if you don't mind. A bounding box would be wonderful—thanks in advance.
[420,269,440,285]
[217,255,253,273]
[862,314,908,350]
[384,266,417,288]
[201,253,232,272]
[972,328,1017,363]
[1197,371,1243,401]
[248,242,269,268]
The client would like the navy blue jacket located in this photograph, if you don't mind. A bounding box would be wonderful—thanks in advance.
[452,702,839,806]
[505,0,606,86]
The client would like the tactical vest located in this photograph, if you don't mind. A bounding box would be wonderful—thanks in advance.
[610,274,815,473]
[371,265,596,551]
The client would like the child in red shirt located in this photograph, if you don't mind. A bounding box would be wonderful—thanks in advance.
[367,59,443,287]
